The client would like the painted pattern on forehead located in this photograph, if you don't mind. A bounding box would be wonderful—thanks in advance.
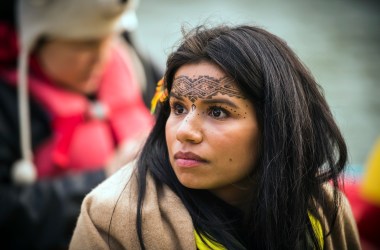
[171,75,246,102]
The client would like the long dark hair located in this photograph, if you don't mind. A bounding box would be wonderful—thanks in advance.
[136,25,347,249]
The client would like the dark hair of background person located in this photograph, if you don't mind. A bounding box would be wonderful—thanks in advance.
[134,25,347,249]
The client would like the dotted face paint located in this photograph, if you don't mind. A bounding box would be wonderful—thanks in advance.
[192,104,196,111]
[165,62,260,205]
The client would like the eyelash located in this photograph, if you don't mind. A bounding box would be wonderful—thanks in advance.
[170,102,186,115]
[208,105,230,119]
[169,101,230,120]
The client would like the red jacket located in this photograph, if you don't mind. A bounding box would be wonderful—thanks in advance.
[2,41,153,177]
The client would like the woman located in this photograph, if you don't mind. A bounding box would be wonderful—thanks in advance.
[70,25,360,249]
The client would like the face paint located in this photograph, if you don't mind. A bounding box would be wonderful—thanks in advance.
[166,62,260,206]
[171,75,246,103]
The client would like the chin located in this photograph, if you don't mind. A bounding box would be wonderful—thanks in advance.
[77,80,100,95]
[178,178,206,190]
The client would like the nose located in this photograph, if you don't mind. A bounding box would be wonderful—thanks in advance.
[176,111,203,144]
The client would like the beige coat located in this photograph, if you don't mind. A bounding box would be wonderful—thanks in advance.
[70,163,361,249]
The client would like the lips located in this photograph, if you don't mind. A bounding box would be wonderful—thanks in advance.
[173,151,207,168]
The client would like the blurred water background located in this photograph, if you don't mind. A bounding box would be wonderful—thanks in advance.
[134,0,380,173]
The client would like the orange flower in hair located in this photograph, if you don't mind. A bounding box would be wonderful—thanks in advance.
[150,78,168,114]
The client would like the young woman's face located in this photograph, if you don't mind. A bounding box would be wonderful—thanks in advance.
[165,61,260,204]
[37,36,112,94]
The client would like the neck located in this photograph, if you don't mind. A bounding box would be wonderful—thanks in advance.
[210,178,255,213]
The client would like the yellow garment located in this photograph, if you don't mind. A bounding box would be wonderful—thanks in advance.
[309,211,324,249]
[361,138,380,205]
[194,230,226,250]
[194,213,323,250]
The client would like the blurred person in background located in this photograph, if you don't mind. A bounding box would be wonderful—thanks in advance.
[0,0,154,249]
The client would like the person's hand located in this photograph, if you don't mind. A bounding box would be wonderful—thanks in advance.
[105,133,148,177]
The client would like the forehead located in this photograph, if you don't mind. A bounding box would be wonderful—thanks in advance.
[174,61,225,79]
[172,62,245,102]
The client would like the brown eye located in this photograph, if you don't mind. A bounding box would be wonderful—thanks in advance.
[173,103,186,115]
[208,106,228,119]
[212,109,222,117]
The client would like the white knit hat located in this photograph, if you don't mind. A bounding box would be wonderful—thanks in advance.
[12,0,139,185]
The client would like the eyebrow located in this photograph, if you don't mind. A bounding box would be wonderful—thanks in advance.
[202,98,239,109]
[169,92,183,100]
[169,93,239,109]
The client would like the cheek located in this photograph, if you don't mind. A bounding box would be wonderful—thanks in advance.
[220,137,252,163]
[43,50,79,76]
[67,52,92,69]
[61,48,101,69]
[242,134,260,172]
[59,51,103,80]
[165,118,180,171]
[165,118,175,151]
[216,126,259,170]
[222,138,258,182]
